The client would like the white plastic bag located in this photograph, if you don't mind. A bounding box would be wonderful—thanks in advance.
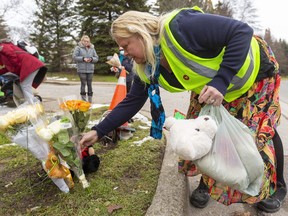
[195,105,264,196]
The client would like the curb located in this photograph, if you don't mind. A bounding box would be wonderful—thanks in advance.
[146,131,187,216]
[44,80,117,86]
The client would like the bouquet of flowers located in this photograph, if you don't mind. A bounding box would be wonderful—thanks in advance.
[106,53,121,67]
[59,98,91,133]
[13,126,72,193]
[0,102,44,137]
[36,114,89,189]
[0,101,73,192]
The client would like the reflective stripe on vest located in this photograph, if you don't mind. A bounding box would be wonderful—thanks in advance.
[157,9,260,102]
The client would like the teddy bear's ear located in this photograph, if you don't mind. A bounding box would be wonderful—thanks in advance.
[163,117,176,130]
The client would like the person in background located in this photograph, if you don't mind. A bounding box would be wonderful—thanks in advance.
[0,38,47,104]
[79,7,286,213]
[117,46,135,93]
[73,35,98,103]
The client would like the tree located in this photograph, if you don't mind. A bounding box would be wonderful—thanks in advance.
[273,39,288,76]
[31,0,77,72]
[0,0,23,17]
[264,28,274,47]
[213,0,233,17]
[156,0,213,14]
[229,0,261,32]
[0,15,8,39]
[76,0,150,74]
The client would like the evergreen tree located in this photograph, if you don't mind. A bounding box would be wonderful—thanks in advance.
[213,0,233,17]
[156,0,213,14]
[273,39,288,76]
[0,15,8,39]
[31,0,77,72]
[76,0,150,74]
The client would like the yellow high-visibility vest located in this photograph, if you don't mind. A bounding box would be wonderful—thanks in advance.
[138,7,260,102]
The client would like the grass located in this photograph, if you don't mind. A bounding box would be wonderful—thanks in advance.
[0,106,165,215]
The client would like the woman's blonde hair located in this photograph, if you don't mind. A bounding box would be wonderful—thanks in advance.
[110,9,179,76]
[111,10,175,78]
[81,35,91,43]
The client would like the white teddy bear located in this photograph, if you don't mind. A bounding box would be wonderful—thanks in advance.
[164,115,217,161]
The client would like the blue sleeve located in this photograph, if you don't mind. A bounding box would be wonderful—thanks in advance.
[172,9,253,96]
[92,76,148,138]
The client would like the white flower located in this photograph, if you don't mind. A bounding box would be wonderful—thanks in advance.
[0,117,10,131]
[4,112,16,125]
[12,108,29,124]
[37,128,54,141]
[47,120,62,135]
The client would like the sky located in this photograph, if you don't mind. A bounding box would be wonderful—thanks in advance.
[2,0,288,41]
[252,0,287,41]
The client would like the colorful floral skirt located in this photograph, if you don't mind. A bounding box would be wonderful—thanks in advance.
[178,39,282,205]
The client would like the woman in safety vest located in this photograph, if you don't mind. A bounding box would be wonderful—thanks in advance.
[80,7,285,213]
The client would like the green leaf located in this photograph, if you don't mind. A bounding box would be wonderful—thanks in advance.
[57,130,70,144]
[53,141,65,151]
[66,141,75,148]
[59,148,72,157]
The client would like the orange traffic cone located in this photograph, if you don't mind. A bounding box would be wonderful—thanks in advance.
[109,68,127,111]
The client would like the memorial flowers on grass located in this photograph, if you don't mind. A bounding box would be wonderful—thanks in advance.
[36,116,89,189]
[59,99,91,133]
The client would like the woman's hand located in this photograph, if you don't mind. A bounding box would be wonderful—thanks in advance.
[198,85,224,106]
[79,130,98,148]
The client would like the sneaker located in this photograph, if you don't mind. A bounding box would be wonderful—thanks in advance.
[257,182,287,213]
[190,178,210,208]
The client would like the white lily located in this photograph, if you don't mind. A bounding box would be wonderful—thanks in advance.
[47,120,62,135]
[37,127,54,141]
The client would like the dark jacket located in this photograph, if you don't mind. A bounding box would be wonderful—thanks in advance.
[121,56,135,82]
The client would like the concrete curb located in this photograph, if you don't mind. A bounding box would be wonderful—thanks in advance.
[146,131,187,216]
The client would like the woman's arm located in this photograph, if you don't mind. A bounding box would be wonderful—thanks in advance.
[172,9,253,96]
[92,76,148,138]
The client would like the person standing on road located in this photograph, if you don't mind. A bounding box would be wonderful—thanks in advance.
[0,38,47,104]
[79,7,286,213]
[115,46,135,93]
[73,35,99,103]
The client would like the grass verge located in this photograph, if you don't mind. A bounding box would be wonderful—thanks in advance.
[0,106,165,216]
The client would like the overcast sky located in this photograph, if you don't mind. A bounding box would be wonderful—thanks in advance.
[2,0,288,41]
[252,0,287,41]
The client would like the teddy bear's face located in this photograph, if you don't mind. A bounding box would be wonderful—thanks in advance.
[192,115,217,139]
[164,115,218,161]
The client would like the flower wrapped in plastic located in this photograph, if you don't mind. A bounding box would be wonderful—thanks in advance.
[13,126,72,193]
[0,102,73,193]
[0,101,44,137]
[59,97,91,133]
[36,115,89,189]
